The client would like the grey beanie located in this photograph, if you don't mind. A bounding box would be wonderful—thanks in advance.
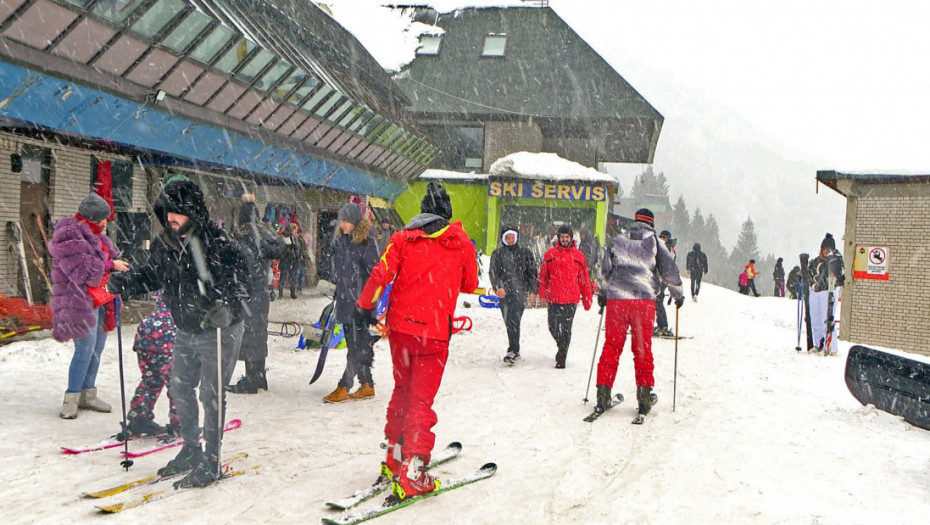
[338,203,362,225]
[78,193,111,222]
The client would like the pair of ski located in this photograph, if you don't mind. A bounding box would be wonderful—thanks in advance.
[323,442,497,525]
[87,452,254,513]
[582,393,656,425]
[61,419,242,457]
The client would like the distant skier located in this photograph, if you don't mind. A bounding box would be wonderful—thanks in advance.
[653,230,675,337]
[744,259,760,297]
[773,257,786,297]
[594,208,684,419]
[786,265,802,300]
[538,224,593,368]
[808,233,845,354]
[356,182,478,500]
[489,226,538,364]
[685,243,708,302]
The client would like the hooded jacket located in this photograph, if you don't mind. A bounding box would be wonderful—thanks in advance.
[810,250,845,292]
[489,231,537,299]
[686,243,708,275]
[236,203,285,295]
[539,242,593,309]
[331,218,379,323]
[122,180,251,333]
[357,213,478,341]
[599,223,683,302]
[49,216,120,342]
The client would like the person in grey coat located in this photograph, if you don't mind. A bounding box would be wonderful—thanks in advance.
[594,208,684,419]
[322,203,380,403]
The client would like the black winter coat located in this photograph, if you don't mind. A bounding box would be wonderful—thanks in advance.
[810,251,845,292]
[124,180,251,333]
[489,242,538,298]
[330,219,379,324]
[236,222,285,294]
[773,261,785,281]
[686,248,708,275]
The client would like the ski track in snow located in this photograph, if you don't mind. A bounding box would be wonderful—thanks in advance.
[1,280,929,523]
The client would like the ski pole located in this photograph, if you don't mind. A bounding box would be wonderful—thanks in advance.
[583,306,606,404]
[115,295,134,471]
[217,326,223,469]
[673,305,679,412]
[795,282,803,352]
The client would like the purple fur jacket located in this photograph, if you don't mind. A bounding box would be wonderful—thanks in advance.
[48,216,119,342]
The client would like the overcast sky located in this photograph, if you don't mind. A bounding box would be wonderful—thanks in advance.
[329,1,927,257]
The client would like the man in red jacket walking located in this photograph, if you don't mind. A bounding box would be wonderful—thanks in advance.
[356,182,478,500]
[538,224,593,368]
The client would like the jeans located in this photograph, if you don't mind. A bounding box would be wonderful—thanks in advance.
[67,306,107,393]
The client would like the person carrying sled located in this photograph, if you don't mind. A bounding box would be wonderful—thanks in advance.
[808,233,845,354]
[50,193,129,419]
[538,224,593,368]
[594,208,684,419]
[323,202,380,403]
[685,243,708,302]
[489,226,538,364]
[109,177,250,488]
[356,182,478,501]
[227,194,285,394]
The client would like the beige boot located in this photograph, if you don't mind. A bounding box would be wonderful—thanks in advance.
[323,386,349,403]
[79,388,112,413]
[348,383,375,400]
[60,392,80,419]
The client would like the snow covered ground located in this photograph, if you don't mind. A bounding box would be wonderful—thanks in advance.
[1,280,928,524]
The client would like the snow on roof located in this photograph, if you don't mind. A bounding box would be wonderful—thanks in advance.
[489,152,619,186]
[321,1,529,72]
[420,168,489,182]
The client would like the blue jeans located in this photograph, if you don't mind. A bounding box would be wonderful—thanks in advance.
[66,306,107,393]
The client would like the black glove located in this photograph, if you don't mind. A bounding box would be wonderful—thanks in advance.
[107,272,128,295]
[674,296,685,309]
[353,306,376,326]
[202,300,233,329]
[667,296,673,306]
[597,294,607,314]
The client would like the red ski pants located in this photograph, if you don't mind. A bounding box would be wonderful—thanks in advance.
[596,299,656,388]
[384,330,449,461]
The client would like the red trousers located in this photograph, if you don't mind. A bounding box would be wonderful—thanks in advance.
[596,299,656,388]
[384,330,449,461]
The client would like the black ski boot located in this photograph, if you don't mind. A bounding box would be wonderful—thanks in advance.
[174,454,219,488]
[595,385,612,414]
[636,385,657,416]
[117,418,166,440]
[157,444,203,476]
[226,360,268,394]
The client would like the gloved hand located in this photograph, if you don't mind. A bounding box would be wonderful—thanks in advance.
[353,305,376,326]
[667,295,673,306]
[675,296,685,309]
[202,300,233,329]
[107,272,128,295]
[597,294,607,314]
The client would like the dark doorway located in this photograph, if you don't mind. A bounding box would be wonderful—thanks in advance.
[316,210,338,282]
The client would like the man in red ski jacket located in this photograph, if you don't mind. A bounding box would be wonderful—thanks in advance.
[538,224,593,368]
[356,182,478,500]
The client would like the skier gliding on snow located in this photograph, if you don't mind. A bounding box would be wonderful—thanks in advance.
[594,208,684,419]
[355,182,478,500]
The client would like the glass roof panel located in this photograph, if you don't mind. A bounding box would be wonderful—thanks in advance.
[93,0,146,24]
[189,23,234,64]
[235,48,275,84]
[161,9,211,53]
[214,37,257,73]
[129,0,186,40]
[254,60,291,93]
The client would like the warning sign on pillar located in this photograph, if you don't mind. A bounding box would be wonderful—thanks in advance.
[853,245,889,280]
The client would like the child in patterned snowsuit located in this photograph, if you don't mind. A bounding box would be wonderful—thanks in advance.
[124,296,179,437]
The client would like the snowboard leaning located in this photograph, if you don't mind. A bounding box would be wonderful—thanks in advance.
[845,345,930,431]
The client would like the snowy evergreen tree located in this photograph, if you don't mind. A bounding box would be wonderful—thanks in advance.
[690,208,707,246]
[630,167,669,199]
[701,214,728,286]
[670,195,690,242]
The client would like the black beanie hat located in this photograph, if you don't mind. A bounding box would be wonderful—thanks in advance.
[634,208,655,227]
[821,233,836,251]
[659,230,671,240]
[421,181,453,220]
[557,224,573,237]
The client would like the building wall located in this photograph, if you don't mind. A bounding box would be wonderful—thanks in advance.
[843,182,930,356]
[541,137,596,168]
[395,180,488,251]
[484,121,542,169]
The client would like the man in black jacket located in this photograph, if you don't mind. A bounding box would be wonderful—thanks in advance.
[489,226,538,364]
[227,194,285,394]
[685,243,709,302]
[110,177,251,488]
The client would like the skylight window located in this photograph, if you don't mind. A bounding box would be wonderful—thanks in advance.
[482,34,507,57]
[417,35,442,56]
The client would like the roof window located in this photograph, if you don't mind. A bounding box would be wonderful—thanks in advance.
[482,34,507,57]
[417,34,442,56]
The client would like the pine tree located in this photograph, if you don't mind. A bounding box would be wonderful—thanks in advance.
[630,167,654,199]
[690,208,707,246]
[732,217,761,263]
[670,195,690,242]
[701,214,728,286]
[655,171,670,197]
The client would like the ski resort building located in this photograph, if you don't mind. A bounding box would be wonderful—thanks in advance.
[390,6,662,253]
[816,170,930,357]
[0,0,437,301]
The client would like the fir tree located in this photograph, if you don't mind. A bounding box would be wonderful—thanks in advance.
[671,195,690,242]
